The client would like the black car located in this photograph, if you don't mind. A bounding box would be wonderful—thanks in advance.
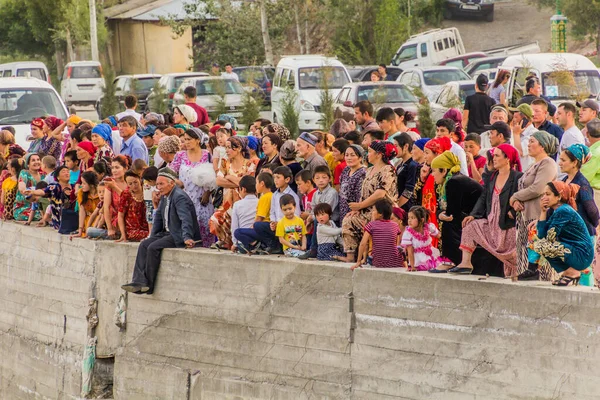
[353,66,403,82]
[443,0,495,22]
[232,66,275,103]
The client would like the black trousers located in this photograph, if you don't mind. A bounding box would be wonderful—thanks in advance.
[132,232,177,290]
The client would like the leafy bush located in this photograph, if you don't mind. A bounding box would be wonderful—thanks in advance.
[100,68,119,119]
[149,81,168,114]
[319,67,336,131]
[412,87,435,138]
[281,86,300,137]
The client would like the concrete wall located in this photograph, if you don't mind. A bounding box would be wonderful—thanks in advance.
[109,20,193,74]
[1,222,600,399]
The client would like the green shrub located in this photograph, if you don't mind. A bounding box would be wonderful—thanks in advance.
[100,68,119,119]
[281,86,300,137]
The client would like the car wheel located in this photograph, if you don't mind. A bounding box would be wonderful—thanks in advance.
[443,7,453,20]
[485,10,494,22]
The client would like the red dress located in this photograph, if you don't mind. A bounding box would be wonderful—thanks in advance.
[118,189,149,241]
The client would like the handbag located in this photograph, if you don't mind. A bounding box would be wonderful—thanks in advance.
[58,208,79,235]
[212,187,223,208]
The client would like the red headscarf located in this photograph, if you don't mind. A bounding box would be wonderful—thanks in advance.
[44,116,64,131]
[77,141,96,158]
[497,143,522,172]
[551,181,580,210]
[443,108,466,143]
[425,136,452,155]
[31,118,44,129]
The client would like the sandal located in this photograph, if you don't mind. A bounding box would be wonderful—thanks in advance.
[553,275,580,287]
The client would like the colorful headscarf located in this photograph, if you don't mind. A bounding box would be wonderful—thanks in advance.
[31,118,44,129]
[425,136,452,155]
[370,140,397,164]
[157,135,181,154]
[550,180,580,210]
[431,151,461,207]
[414,138,431,151]
[443,108,465,142]
[566,143,591,165]
[348,144,364,158]
[532,130,559,157]
[7,144,25,159]
[24,153,36,169]
[77,141,96,158]
[246,135,259,152]
[91,123,114,148]
[265,123,291,141]
[228,136,250,159]
[107,116,118,128]
[44,116,63,131]
[497,143,522,172]
[186,127,209,147]
[67,115,82,125]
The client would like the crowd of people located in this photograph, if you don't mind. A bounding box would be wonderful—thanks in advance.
[3,74,600,295]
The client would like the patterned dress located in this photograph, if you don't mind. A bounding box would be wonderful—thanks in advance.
[1,176,17,220]
[117,189,149,241]
[170,150,215,247]
[0,169,11,217]
[77,189,100,237]
[342,164,397,253]
[339,166,366,223]
[210,157,256,248]
[13,170,42,221]
[29,136,62,161]
[94,145,114,162]
[401,223,444,271]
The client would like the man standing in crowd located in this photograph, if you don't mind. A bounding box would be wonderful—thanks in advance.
[517,78,557,117]
[479,105,510,154]
[531,98,563,141]
[296,132,328,176]
[210,63,220,76]
[118,116,149,164]
[555,102,585,152]
[375,107,400,141]
[511,104,536,171]
[463,74,495,134]
[221,63,239,81]
[581,120,600,204]
[121,169,201,295]
[393,133,418,211]
[436,118,468,175]
[354,100,380,134]
[484,121,512,149]
[116,94,142,122]
[577,99,599,141]
[183,86,210,127]
[249,118,271,138]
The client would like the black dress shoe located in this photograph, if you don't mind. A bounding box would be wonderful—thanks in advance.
[517,269,539,281]
[298,249,317,260]
[121,282,150,293]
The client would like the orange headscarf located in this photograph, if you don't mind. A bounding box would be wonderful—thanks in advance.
[550,180,579,210]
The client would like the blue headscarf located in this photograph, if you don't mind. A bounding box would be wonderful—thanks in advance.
[107,115,118,127]
[566,143,590,164]
[414,138,431,151]
[246,135,259,152]
[92,123,113,148]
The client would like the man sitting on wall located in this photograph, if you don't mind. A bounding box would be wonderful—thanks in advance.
[121,168,201,295]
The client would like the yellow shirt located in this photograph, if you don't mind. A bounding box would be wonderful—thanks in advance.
[324,152,339,178]
[275,215,306,250]
[256,192,272,222]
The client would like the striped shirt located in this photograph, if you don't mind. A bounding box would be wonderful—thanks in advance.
[365,220,402,268]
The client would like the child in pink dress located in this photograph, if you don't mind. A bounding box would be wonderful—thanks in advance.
[401,206,446,271]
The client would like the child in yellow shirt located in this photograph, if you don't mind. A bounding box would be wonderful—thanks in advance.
[276,194,306,257]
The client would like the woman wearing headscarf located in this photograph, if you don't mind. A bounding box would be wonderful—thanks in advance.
[0,130,15,159]
[13,153,43,221]
[279,140,302,194]
[210,136,256,249]
[170,128,215,247]
[427,151,482,271]
[76,141,96,174]
[336,141,398,262]
[330,118,351,138]
[156,136,181,170]
[263,123,291,141]
[454,144,522,276]
[443,108,466,145]
[40,116,64,161]
[529,181,594,286]
[256,133,282,176]
[173,105,198,131]
[246,136,261,165]
[91,124,115,161]
[338,144,367,223]
[510,130,558,281]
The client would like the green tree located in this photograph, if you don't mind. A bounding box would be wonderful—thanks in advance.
[149,81,168,114]
[281,86,300,138]
[100,68,119,119]
[319,67,336,131]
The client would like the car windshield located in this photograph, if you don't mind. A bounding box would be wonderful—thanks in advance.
[172,75,205,91]
[71,66,101,79]
[423,70,470,86]
[298,67,350,89]
[356,85,418,103]
[458,84,476,103]
[0,88,67,124]
[17,68,47,81]
[542,70,600,100]
[235,68,265,84]
[392,45,417,65]
[195,79,244,95]
[135,78,160,91]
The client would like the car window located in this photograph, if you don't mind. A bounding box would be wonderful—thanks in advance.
[542,70,600,100]
[357,85,418,104]
[286,69,296,87]
[265,68,275,80]
[394,45,417,63]
[195,79,244,96]
[298,67,348,89]
[0,88,67,124]
[274,68,283,87]
[71,66,101,79]
[423,70,470,86]
[237,68,265,84]
[134,77,160,91]
[411,73,421,87]
[3,71,11,77]
[337,88,351,103]
[16,68,46,81]
[420,43,428,58]
[444,60,465,69]
[399,73,412,85]
[458,84,476,103]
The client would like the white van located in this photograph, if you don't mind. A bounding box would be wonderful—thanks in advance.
[0,61,50,83]
[60,61,105,106]
[501,53,600,107]
[271,55,351,131]
[391,28,466,69]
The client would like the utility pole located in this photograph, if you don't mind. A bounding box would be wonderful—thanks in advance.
[550,0,568,53]
[89,0,99,61]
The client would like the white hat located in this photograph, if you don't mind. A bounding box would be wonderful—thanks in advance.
[175,104,198,124]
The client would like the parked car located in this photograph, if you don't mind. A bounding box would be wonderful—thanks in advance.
[271,55,351,131]
[473,68,498,83]
[397,66,471,102]
[352,66,404,82]
[60,61,104,107]
[391,28,466,69]
[0,61,50,83]
[430,80,476,121]
[95,74,161,117]
[146,72,209,111]
[443,0,495,22]
[438,52,487,69]
[0,77,68,148]
[172,76,246,118]
[232,66,275,103]
[464,56,508,78]
[333,82,419,122]
[346,65,371,81]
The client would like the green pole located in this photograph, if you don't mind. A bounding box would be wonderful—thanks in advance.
[551,0,568,53]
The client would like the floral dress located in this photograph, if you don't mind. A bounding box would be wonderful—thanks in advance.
[13,170,42,221]
[117,189,149,241]
[339,166,366,223]
[210,157,256,248]
[341,164,397,253]
[94,145,114,162]
[170,150,215,247]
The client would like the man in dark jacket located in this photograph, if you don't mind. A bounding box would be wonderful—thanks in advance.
[121,168,201,294]
[516,78,557,117]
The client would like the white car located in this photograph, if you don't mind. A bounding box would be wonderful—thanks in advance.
[0,77,68,148]
[60,61,105,106]
[430,80,476,121]
[173,76,246,117]
[397,66,471,102]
